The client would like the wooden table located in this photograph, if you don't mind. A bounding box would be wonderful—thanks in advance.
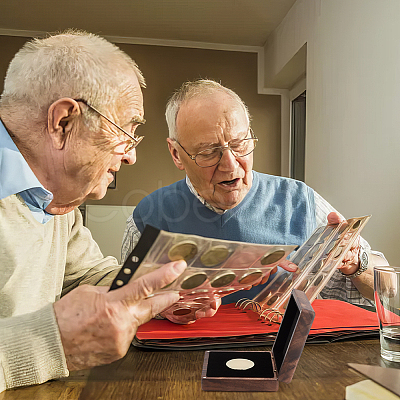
[1,338,398,400]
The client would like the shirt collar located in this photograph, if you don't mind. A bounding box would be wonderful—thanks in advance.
[185,176,226,215]
[0,120,53,222]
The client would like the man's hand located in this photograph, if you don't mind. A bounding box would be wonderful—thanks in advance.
[53,260,186,371]
[327,211,360,275]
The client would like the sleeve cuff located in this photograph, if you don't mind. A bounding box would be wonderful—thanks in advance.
[0,303,68,390]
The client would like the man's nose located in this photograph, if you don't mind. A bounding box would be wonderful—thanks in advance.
[217,147,238,170]
[122,148,137,165]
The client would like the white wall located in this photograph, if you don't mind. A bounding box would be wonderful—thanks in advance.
[264,0,400,263]
[85,205,135,262]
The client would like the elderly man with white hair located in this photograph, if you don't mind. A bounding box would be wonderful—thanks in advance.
[122,79,387,314]
[0,31,189,392]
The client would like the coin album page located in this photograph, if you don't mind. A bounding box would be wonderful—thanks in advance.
[250,215,370,316]
[128,227,297,318]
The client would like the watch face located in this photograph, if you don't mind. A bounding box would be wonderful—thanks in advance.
[360,250,369,268]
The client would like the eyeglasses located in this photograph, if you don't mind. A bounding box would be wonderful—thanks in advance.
[175,129,258,168]
[75,99,145,153]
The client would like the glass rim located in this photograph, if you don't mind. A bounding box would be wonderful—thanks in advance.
[374,266,400,273]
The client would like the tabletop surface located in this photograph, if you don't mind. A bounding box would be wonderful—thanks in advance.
[1,338,398,400]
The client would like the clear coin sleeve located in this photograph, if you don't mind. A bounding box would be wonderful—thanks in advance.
[111,225,297,318]
[250,215,371,316]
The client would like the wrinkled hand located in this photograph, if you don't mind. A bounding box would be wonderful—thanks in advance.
[160,295,221,324]
[327,212,360,275]
[54,260,187,371]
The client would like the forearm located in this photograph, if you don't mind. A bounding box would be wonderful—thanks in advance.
[350,253,389,301]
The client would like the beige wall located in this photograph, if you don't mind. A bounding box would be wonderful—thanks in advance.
[263,0,400,264]
[0,36,281,208]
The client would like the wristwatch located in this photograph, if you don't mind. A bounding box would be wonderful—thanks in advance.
[341,245,369,279]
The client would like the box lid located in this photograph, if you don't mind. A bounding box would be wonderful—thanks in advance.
[272,289,315,383]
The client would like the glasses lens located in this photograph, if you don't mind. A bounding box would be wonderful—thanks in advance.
[195,148,222,167]
[195,139,257,167]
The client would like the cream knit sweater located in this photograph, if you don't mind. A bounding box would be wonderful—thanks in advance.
[0,194,119,392]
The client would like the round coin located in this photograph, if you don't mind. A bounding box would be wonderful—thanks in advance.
[168,241,198,262]
[180,272,208,290]
[261,249,286,265]
[200,245,230,267]
[239,270,263,285]
[210,271,236,288]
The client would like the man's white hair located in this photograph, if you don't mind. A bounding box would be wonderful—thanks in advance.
[1,30,145,125]
[165,79,251,140]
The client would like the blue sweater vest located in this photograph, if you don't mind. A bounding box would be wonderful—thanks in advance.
[133,172,317,303]
[133,171,316,246]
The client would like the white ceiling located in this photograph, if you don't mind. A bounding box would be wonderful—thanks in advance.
[0,0,296,47]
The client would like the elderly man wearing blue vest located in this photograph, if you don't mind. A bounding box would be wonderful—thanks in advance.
[122,79,387,322]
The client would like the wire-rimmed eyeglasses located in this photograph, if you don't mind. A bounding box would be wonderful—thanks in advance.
[75,99,145,153]
[174,129,258,168]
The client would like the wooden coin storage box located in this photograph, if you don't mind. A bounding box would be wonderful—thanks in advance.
[201,290,315,392]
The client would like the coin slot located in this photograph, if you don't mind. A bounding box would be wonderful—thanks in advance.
[313,275,324,286]
[266,293,280,306]
[180,272,208,290]
[172,308,192,316]
[296,279,309,291]
[200,245,230,267]
[210,272,236,288]
[168,241,198,262]
[333,246,344,258]
[261,249,286,265]
[351,219,361,230]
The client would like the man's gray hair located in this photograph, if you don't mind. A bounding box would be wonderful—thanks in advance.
[165,79,251,140]
[1,30,145,125]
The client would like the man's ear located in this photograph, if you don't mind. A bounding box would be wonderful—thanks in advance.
[167,138,185,170]
[47,98,81,150]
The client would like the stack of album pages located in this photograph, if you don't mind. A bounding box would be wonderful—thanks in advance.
[133,299,379,350]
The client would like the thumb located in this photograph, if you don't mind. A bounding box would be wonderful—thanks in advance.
[327,211,344,225]
[107,260,187,304]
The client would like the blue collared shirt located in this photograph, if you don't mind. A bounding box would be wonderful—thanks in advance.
[0,120,54,223]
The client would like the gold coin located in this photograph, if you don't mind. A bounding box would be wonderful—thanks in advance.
[210,272,236,288]
[239,270,263,285]
[168,241,198,262]
[200,245,230,267]
[261,249,286,265]
[180,272,208,290]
